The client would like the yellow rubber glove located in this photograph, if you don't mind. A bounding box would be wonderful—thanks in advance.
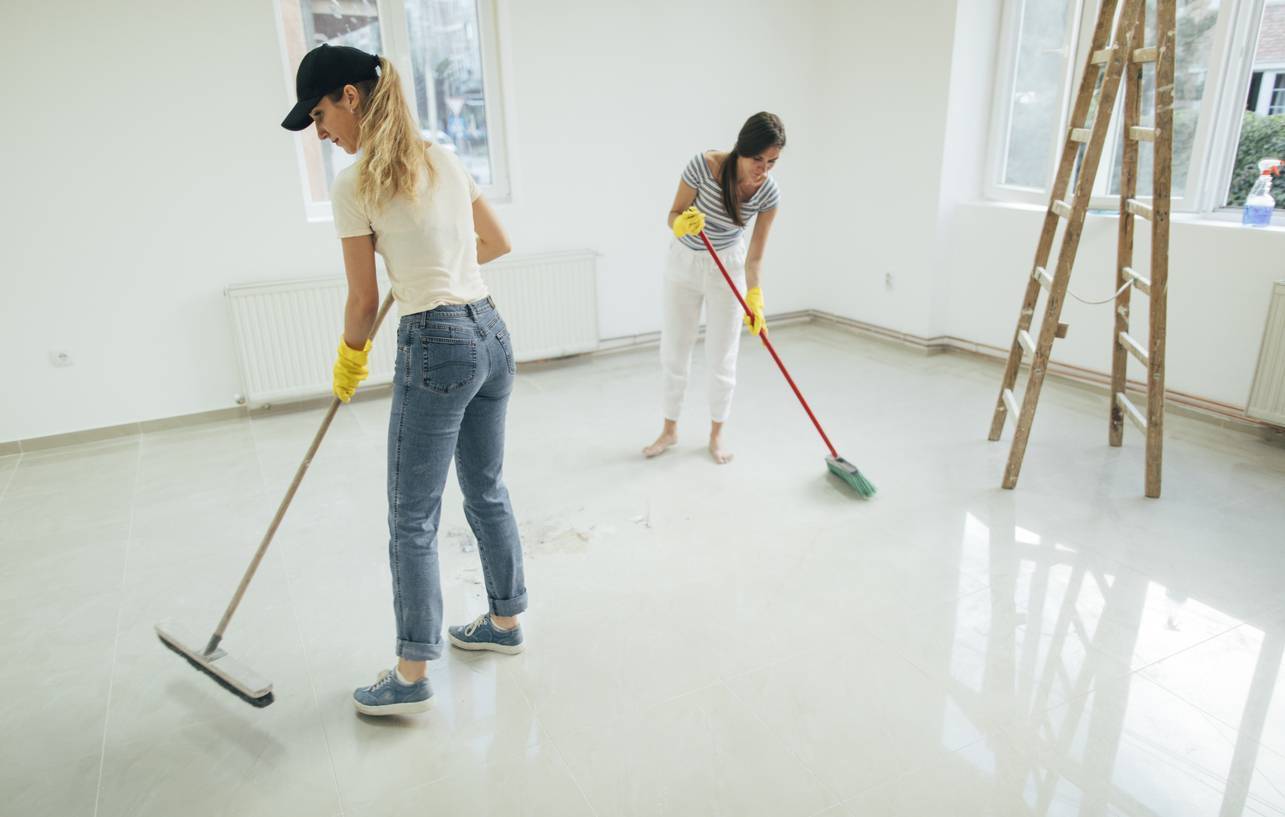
[333,338,371,403]
[743,287,766,336]
[671,207,706,239]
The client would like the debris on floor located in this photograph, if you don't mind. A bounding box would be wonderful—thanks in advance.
[518,508,604,555]
[445,527,477,553]
[630,499,653,529]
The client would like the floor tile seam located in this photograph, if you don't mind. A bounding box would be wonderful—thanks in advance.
[1054,633,1265,736]
[281,562,350,817]
[720,678,846,811]
[91,440,142,817]
[829,728,1001,814]
[1091,619,1252,681]
[0,451,19,503]
[249,427,350,817]
[1122,627,1285,756]
[520,675,727,746]
[511,673,602,817]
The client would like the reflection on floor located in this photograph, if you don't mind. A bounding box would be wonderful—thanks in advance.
[2,323,1283,816]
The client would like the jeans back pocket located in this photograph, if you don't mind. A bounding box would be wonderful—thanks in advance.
[421,330,478,394]
[495,326,516,375]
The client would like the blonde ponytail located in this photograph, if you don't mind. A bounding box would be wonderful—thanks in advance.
[335,58,433,213]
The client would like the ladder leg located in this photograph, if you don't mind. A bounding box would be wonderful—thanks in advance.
[1111,0,1144,448]
[1002,0,1142,489]
[1003,304,1061,489]
[990,0,1123,444]
[1146,0,1175,499]
[990,271,1048,441]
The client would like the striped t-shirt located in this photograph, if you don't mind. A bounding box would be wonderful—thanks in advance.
[678,151,781,251]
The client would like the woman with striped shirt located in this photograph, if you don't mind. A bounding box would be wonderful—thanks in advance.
[643,112,785,464]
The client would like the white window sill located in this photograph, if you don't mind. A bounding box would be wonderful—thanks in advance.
[968,198,1285,234]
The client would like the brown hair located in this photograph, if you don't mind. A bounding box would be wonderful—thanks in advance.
[720,112,786,227]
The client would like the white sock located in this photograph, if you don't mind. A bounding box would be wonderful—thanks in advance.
[395,668,418,685]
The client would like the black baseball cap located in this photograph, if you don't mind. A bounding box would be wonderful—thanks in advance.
[281,44,381,131]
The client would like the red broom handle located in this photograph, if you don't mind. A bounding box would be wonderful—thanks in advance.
[697,231,839,459]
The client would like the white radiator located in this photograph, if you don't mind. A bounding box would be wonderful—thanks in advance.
[479,250,600,362]
[1248,281,1285,426]
[226,251,599,408]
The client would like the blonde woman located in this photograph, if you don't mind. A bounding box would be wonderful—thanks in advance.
[282,44,527,716]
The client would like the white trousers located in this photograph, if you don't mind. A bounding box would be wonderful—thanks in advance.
[660,239,747,423]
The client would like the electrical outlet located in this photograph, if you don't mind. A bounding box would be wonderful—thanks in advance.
[49,350,74,368]
[885,271,894,290]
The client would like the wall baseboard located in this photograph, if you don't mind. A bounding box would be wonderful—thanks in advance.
[5,310,1279,455]
[6,406,248,455]
[806,310,1282,438]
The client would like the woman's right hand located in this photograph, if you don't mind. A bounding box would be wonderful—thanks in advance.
[671,207,705,239]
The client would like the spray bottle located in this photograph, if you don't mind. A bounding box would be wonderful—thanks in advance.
[1243,158,1283,227]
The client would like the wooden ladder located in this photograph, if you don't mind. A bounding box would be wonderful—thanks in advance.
[988,0,1173,498]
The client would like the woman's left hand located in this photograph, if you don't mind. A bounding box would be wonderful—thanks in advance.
[743,287,766,336]
[333,338,372,402]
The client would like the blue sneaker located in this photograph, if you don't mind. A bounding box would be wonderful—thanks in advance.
[352,669,433,716]
[448,614,525,654]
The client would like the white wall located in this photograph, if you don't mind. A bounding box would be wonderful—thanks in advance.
[6,0,1280,443]
[805,0,964,339]
[497,1,825,339]
[942,205,1285,408]
[2,0,824,442]
[808,0,1283,411]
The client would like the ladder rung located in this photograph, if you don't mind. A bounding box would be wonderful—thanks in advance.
[1123,266,1151,295]
[1091,46,1116,65]
[1051,200,1074,219]
[1070,128,1093,143]
[1116,392,1148,431]
[1003,388,1020,419]
[1129,126,1157,142]
[1133,47,1158,63]
[1119,331,1149,366]
[1126,199,1153,221]
[1033,266,1052,290]
[1018,330,1036,357]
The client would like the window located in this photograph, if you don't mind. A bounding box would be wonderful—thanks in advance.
[277,0,509,219]
[1224,0,1285,207]
[403,2,496,185]
[994,0,1082,191]
[1103,0,1223,201]
[1270,74,1285,114]
[989,0,1285,214]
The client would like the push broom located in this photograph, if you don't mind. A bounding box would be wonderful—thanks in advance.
[155,292,397,707]
[697,231,876,498]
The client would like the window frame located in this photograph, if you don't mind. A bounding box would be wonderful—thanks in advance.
[986,0,1270,216]
[1201,0,1269,212]
[984,0,1089,206]
[275,0,512,222]
[1269,73,1285,113]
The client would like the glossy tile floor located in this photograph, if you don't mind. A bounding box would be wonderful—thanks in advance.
[3,322,1284,817]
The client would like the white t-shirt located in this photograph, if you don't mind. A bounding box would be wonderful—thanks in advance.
[331,144,488,316]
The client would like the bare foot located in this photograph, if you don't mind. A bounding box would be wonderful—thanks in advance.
[708,438,734,464]
[643,430,678,458]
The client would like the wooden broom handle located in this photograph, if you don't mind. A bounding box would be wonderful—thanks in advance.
[205,291,397,656]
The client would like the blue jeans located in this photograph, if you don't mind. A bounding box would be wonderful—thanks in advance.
[388,297,528,661]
